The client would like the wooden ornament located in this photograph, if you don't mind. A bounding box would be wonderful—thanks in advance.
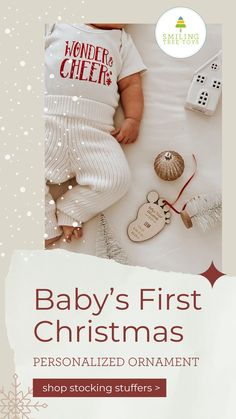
[154,151,185,181]
[127,191,171,242]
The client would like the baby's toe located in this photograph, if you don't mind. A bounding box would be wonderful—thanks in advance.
[62,226,74,243]
[73,227,83,239]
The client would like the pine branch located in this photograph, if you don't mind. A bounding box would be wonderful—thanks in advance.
[96,213,128,264]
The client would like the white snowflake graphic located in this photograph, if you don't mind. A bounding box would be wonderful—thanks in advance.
[0,374,48,419]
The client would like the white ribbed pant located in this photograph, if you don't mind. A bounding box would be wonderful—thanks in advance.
[45,96,131,240]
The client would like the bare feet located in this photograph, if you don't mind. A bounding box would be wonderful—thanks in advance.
[44,226,83,247]
[62,225,83,243]
[45,235,62,248]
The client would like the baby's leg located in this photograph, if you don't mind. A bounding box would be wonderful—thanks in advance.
[45,184,62,246]
[56,120,131,227]
[45,114,77,245]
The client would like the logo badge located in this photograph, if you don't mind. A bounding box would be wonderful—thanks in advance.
[155,7,206,58]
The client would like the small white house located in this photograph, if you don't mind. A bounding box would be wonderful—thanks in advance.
[186,50,222,116]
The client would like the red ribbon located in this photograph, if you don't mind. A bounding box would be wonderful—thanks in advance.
[164,154,197,214]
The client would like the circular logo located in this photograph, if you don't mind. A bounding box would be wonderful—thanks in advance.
[155,7,206,58]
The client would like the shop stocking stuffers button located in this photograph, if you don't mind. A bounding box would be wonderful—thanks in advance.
[33,378,167,398]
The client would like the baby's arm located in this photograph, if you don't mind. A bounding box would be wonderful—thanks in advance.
[112,73,144,144]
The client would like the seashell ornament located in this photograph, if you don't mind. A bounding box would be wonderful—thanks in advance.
[154,151,185,181]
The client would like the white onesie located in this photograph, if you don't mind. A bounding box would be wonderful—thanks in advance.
[45,24,147,240]
[45,23,147,111]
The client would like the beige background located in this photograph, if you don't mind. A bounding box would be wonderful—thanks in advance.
[0,0,234,389]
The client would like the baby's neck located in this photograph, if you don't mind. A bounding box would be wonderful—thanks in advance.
[88,23,123,30]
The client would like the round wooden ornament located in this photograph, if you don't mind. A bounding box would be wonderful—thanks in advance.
[154,151,185,181]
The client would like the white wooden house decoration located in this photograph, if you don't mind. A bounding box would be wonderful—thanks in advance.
[186,50,222,116]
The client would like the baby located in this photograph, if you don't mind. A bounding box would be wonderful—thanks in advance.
[45,23,146,246]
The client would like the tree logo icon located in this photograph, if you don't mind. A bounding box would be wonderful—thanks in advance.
[176,16,186,32]
[155,7,206,58]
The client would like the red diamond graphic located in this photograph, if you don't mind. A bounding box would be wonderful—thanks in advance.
[199,262,225,288]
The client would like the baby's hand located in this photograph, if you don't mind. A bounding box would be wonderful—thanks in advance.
[111,118,140,144]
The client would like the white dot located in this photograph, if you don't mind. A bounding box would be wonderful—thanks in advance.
[44,233,48,239]
[49,199,54,205]
[19,61,26,67]
[57,142,62,147]
[72,96,78,101]
[4,154,11,160]
[20,187,26,192]
[72,222,79,227]
[49,73,55,79]
[1,126,5,131]
[1,253,5,258]
[68,185,73,190]
[26,85,32,90]
[4,28,11,34]
[26,211,32,216]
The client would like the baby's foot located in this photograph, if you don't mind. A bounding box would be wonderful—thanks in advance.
[73,226,83,239]
[62,225,83,243]
[45,235,62,248]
